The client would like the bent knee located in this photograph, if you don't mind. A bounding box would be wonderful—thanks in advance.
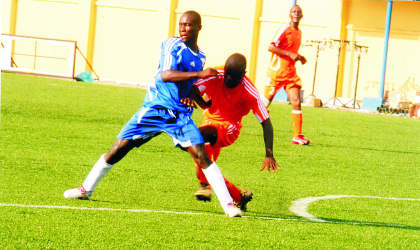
[188,145,212,168]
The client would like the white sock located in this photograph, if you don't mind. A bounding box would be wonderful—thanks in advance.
[83,154,114,192]
[202,162,234,212]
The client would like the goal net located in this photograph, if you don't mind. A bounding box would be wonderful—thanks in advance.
[1,34,76,78]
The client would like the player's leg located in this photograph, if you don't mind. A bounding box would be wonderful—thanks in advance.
[167,113,241,217]
[286,85,310,145]
[81,138,151,193]
[195,144,245,205]
[199,125,218,146]
[194,124,218,201]
[187,144,241,217]
[194,143,219,201]
[260,77,281,108]
[64,107,161,199]
[63,138,152,199]
[195,122,252,210]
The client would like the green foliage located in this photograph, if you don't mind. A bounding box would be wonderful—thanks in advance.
[1,73,420,249]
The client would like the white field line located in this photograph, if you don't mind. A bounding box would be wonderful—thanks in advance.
[0,203,298,222]
[1,195,419,228]
[290,195,420,227]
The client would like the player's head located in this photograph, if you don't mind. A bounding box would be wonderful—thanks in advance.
[289,5,303,24]
[179,11,202,47]
[224,53,247,89]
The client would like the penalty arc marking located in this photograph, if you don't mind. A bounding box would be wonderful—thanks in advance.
[290,195,420,223]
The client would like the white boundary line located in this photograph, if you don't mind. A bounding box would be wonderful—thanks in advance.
[0,203,299,222]
[0,203,209,216]
[1,195,419,228]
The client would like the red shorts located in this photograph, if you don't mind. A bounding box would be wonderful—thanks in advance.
[200,117,241,149]
[263,75,302,101]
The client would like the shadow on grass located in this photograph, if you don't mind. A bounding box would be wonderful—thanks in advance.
[315,217,420,231]
[320,144,420,155]
[245,213,420,231]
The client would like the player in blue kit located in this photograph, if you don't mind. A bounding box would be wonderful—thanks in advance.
[64,11,242,217]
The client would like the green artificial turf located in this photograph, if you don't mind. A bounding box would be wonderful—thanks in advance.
[1,73,419,249]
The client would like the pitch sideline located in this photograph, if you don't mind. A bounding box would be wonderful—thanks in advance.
[0,203,299,222]
[1,195,419,228]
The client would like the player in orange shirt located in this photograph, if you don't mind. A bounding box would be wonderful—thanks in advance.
[260,5,310,145]
[182,53,279,211]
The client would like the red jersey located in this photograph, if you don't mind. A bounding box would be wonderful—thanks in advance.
[267,23,302,81]
[195,69,269,125]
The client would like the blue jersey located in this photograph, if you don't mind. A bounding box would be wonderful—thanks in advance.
[142,37,206,113]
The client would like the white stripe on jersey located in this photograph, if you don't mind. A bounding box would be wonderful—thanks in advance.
[187,46,198,56]
[195,75,219,87]
[195,69,223,90]
[272,23,291,46]
[243,77,270,120]
[177,42,187,57]
[163,38,180,71]
[198,48,206,66]
[255,114,262,123]
[195,72,269,121]
[198,48,206,58]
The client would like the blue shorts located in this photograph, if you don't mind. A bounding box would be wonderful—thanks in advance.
[117,106,204,148]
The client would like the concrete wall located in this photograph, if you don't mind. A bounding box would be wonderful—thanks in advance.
[343,1,420,102]
[2,0,420,102]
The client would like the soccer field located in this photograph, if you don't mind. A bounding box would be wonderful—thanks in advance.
[1,73,420,249]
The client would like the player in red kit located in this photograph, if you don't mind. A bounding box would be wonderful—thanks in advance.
[183,53,279,211]
[260,5,310,145]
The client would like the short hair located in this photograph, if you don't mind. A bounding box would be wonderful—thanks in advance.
[290,4,302,13]
[225,53,247,73]
[183,10,202,26]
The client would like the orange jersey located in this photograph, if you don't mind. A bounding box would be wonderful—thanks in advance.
[195,69,269,125]
[267,23,302,81]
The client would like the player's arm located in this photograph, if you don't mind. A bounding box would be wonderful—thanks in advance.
[192,88,212,109]
[268,43,306,65]
[180,85,212,109]
[259,118,280,173]
[161,68,218,82]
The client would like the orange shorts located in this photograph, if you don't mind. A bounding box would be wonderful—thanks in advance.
[263,76,302,101]
[200,117,241,149]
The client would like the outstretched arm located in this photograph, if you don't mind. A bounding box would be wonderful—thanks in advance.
[259,118,280,173]
[268,43,307,65]
[161,68,219,82]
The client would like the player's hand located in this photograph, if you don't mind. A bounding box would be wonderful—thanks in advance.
[198,68,219,79]
[298,54,307,65]
[181,85,200,108]
[180,97,197,108]
[260,156,279,173]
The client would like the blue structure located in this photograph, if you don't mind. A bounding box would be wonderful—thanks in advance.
[380,1,393,98]
[362,0,392,111]
[273,88,304,102]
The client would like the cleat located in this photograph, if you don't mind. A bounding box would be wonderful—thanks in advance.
[235,189,253,212]
[225,203,242,217]
[292,134,310,145]
[194,183,212,202]
[64,186,91,200]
